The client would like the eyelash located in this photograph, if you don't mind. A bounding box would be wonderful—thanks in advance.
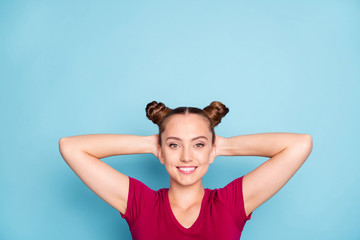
[168,143,205,148]
[194,143,204,148]
[169,143,179,148]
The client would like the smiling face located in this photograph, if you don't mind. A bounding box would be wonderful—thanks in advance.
[158,113,216,188]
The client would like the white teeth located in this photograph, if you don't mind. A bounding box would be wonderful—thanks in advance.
[179,167,196,171]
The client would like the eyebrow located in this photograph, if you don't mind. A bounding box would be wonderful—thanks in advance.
[165,136,208,141]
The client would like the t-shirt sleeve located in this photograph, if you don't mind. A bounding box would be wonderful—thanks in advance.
[217,176,252,225]
[120,177,155,226]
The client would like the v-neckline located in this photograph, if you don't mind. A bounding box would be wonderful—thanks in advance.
[165,188,208,232]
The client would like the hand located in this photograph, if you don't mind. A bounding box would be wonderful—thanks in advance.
[148,134,160,158]
[214,135,226,157]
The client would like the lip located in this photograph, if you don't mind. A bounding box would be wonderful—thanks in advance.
[176,166,198,174]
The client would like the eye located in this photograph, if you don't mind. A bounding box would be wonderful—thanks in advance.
[169,143,180,148]
[194,143,205,148]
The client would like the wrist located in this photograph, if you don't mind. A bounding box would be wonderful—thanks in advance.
[222,138,233,156]
[145,134,159,155]
[215,135,228,156]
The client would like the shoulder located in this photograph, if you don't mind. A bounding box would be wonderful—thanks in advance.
[206,176,244,202]
[121,177,159,223]
[213,176,244,196]
[128,176,151,189]
[209,176,251,220]
[127,176,157,198]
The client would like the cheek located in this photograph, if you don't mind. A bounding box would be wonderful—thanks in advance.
[162,149,179,162]
[194,149,212,162]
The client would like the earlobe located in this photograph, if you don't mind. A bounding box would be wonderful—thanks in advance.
[157,145,165,165]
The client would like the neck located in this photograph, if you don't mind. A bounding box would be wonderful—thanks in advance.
[168,180,205,209]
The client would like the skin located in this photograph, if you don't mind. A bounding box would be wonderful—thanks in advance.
[59,112,313,229]
[157,114,216,228]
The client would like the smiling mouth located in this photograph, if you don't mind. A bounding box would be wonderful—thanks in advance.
[176,166,197,174]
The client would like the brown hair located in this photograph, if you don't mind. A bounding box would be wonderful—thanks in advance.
[146,101,229,145]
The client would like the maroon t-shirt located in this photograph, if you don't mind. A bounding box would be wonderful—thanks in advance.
[120,176,252,240]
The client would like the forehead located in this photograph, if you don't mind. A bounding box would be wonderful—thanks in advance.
[163,113,211,137]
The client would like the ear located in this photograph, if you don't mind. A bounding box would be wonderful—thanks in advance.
[209,143,216,164]
[157,144,165,165]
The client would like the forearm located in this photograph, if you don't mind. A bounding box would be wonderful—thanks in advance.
[59,134,156,159]
[217,132,310,158]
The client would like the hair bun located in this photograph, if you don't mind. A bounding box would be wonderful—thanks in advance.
[146,101,172,126]
[203,101,229,127]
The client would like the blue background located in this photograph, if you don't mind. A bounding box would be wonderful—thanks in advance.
[1,1,359,239]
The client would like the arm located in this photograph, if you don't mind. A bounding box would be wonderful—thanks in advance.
[215,132,313,216]
[58,134,158,214]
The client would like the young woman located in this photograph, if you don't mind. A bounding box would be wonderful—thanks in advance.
[58,101,313,240]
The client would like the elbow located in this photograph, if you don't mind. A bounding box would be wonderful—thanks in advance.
[303,134,313,148]
[299,134,313,155]
[58,137,71,154]
[58,137,76,164]
[58,137,67,148]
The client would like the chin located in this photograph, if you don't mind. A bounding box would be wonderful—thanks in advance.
[172,176,203,187]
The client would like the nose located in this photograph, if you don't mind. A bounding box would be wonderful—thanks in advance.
[180,145,193,163]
